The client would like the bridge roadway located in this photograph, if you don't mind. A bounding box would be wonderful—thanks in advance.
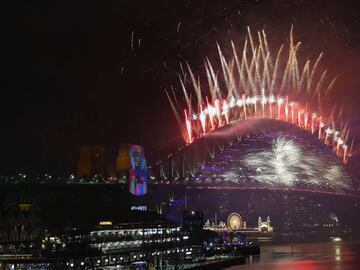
[0,181,359,198]
[150,183,360,198]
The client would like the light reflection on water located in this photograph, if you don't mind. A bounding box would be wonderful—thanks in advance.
[226,241,360,270]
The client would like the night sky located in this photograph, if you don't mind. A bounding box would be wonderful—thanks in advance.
[4,0,360,175]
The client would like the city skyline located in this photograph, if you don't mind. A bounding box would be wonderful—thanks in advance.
[2,1,360,269]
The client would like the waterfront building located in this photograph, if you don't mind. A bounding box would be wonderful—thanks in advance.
[203,212,273,236]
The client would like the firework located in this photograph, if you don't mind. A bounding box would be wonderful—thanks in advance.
[240,137,352,190]
[167,26,352,163]
[188,131,353,192]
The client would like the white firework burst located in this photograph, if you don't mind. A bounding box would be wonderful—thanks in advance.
[241,137,351,190]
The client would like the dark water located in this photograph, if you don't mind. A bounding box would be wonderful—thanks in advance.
[226,241,360,270]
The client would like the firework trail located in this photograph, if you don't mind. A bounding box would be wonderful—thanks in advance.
[130,31,134,52]
[166,26,353,164]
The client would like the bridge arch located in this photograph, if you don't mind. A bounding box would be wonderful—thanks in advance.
[149,119,357,196]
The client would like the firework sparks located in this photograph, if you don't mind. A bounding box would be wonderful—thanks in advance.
[166,26,352,163]
[204,135,354,191]
[130,30,134,52]
[177,21,181,32]
[241,137,351,190]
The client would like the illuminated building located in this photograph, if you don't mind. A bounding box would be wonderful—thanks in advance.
[258,216,273,232]
[41,221,201,270]
[88,222,189,254]
[128,145,148,196]
[116,144,149,196]
[203,212,273,235]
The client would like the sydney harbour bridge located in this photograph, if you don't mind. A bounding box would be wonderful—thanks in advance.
[148,118,359,198]
[148,27,359,198]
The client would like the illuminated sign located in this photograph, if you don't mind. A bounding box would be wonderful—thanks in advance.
[129,145,148,196]
[99,221,112,226]
[131,205,147,211]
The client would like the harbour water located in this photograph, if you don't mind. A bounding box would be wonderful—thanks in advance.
[226,241,360,270]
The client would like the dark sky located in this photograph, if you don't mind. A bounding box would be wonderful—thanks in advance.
[3,0,360,175]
